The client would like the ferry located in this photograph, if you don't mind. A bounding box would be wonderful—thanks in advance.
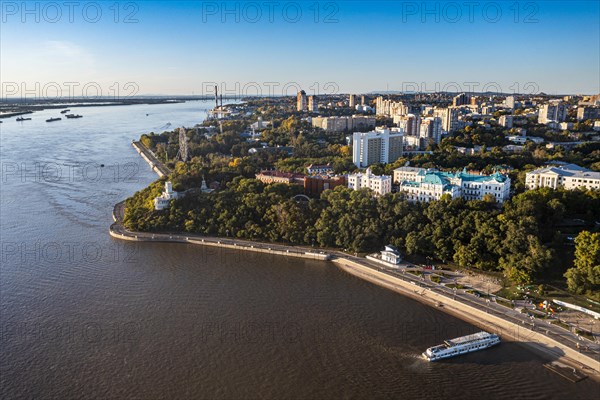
[60,109,71,114]
[16,117,32,121]
[422,331,500,361]
[46,117,62,122]
[65,114,82,119]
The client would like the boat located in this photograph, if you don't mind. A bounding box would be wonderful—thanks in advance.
[65,114,82,119]
[46,118,62,122]
[422,331,500,361]
[17,117,32,121]
[60,109,71,114]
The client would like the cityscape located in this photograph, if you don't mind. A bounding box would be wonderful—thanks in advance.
[1,1,599,399]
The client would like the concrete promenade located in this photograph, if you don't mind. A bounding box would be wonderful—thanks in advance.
[132,141,171,177]
[109,199,599,379]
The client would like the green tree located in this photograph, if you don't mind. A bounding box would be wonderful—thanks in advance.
[564,231,600,297]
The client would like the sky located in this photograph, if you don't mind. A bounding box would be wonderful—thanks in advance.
[1,1,599,97]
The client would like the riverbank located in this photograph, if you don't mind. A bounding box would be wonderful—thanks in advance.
[109,198,600,380]
[131,141,171,177]
[0,98,195,119]
[120,134,600,381]
[333,258,600,380]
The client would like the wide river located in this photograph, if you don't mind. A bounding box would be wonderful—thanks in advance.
[1,101,598,399]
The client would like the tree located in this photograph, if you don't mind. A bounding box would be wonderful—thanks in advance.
[564,231,600,297]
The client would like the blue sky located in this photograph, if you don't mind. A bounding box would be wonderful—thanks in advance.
[1,1,598,96]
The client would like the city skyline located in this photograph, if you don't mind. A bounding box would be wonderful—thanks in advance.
[1,1,599,97]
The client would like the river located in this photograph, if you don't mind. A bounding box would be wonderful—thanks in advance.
[0,100,598,399]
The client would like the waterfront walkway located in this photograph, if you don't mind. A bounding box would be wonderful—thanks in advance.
[117,139,599,380]
[110,200,600,379]
[132,141,171,177]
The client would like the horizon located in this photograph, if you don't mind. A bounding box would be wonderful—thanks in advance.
[1,1,599,98]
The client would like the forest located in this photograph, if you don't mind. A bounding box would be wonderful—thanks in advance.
[123,176,600,299]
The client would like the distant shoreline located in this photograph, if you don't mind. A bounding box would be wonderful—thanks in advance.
[0,99,192,119]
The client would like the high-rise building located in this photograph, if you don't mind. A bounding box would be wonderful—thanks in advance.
[352,127,404,168]
[308,95,317,112]
[311,115,376,132]
[499,115,513,128]
[538,102,567,124]
[434,107,460,133]
[452,93,470,107]
[577,106,600,121]
[375,96,408,116]
[394,114,420,136]
[419,117,442,144]
[349,94,357,107]
[361,95,367,105]
[297,90,307,111]
[505,96,515,109]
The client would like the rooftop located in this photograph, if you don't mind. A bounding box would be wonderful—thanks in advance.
[257,170,305,179]
[528,163,600,179]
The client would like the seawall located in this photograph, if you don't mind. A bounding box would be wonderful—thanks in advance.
[132,141,169,178]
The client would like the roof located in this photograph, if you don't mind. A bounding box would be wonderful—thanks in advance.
[257,170,305,179]
[393,166,424,173]
[445,331,495,346]
[528,164,600,179]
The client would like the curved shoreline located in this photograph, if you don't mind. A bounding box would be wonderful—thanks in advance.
[118,139,600,381]
[110,200,600,381]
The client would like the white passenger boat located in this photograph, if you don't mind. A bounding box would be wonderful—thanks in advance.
[422,331,500,361]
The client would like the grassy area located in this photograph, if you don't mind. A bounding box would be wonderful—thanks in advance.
[407,270,423,277]
[446,283,467,290]
[575,328,596,342]
[430,275,442,284]
[496,298,514,309]
[550,319,571,331]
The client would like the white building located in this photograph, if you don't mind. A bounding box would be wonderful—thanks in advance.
[352,127,404,167]
[559,122,574,130]
[508,135,544,144]
[381,245,402,264]
[394,114,420,136]
[376,96,409,116]
[393,166,425,183]
[499,115,513,128]
[538,102,568,124]
[154,181,180,210]
[250,117,272,131]
[306,163,333,175]
[505,96,515,109]
[419,117,442,145]
[525,164,600,191]
[394,167,511,203]
[433,107,460,133]
[347,168,392,196]
[312,115,376,132]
